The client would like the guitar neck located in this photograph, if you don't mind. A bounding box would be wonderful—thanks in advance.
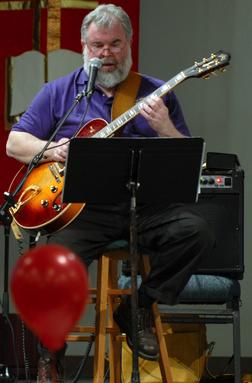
[93,70,187,138]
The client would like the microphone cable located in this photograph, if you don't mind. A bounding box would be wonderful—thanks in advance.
[21,320,31,383]
[69,335,94,383]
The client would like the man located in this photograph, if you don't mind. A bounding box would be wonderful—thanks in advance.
[6,2,214,378]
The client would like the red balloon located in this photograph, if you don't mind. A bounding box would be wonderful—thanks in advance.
[10,244,89,351]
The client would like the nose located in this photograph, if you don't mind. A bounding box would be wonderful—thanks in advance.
[101,47,113,56]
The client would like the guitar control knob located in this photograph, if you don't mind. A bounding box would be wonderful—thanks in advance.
[50,185,58,193]
[41,200,49,207]
[53,204,62,212]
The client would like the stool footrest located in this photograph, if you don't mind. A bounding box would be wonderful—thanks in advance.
[67,335,94,342]
[69,325,121,335]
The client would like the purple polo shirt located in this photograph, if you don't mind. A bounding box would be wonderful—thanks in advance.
[11,67,190,140]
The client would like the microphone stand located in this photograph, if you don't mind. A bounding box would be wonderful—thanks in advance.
[0,88,89,382]
[0,207,14,383]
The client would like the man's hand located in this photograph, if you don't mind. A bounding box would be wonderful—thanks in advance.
[139,95,184,137]
[50,137,69,162]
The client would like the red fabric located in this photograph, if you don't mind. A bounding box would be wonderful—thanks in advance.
[0,1,140,206]
[0,9,35,205]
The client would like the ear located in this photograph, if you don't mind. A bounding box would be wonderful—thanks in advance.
[81,40,85,51]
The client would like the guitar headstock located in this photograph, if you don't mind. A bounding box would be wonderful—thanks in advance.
[184,51,231,79]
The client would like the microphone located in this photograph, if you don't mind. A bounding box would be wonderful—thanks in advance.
[85,58,103,100]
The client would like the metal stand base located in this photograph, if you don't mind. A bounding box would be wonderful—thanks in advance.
[0,364,14,383]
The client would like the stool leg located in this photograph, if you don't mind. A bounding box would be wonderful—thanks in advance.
[108,256,122,383]
[93,256,109,383]
[141,255,174,383]
[233,309,241,383]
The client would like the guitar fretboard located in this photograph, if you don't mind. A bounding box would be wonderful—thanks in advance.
[93,71,186,138]
[91,51,230,138]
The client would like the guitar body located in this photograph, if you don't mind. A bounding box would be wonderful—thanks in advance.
[8,118,107,235]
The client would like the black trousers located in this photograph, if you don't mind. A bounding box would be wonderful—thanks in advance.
[48,202,215,305]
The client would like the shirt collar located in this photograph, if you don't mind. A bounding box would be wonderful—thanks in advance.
[75,67,88,85]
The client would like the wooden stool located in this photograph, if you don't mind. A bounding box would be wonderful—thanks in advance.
[67,242,174,383]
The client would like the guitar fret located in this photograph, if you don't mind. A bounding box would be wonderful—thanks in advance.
[128,109,136,117]
[159,83,171,94]
[105,126,113,134]
[136,102,144,112]
[114,120,120,128]
[98,131,106,138]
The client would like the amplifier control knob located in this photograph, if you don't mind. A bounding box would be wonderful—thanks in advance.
[200,177,208,185]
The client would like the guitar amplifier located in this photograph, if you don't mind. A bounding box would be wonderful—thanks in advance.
[195,167,244,279]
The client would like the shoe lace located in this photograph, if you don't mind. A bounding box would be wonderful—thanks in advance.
[137,307,153,331]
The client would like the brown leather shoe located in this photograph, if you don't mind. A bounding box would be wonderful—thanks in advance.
[37,356,63,383]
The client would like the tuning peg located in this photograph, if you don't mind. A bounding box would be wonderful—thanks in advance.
[202,74,211,80]
[219,68,227,73]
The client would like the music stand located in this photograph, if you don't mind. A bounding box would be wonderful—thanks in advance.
[62,136,204,382]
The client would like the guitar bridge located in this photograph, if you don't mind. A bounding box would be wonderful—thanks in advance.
[49,162,64,183]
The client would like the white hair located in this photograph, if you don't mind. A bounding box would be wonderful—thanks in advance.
[81,4,133,43]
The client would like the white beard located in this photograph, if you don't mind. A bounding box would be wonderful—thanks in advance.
[83,46,132,88]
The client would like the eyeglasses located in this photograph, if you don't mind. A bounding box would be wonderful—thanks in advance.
[87,41,126,55]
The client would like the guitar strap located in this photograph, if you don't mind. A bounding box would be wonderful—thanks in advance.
[111,70,142,134]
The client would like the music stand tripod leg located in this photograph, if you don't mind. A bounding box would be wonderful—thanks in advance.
[127,148,141,383]
[128,180,140,383]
